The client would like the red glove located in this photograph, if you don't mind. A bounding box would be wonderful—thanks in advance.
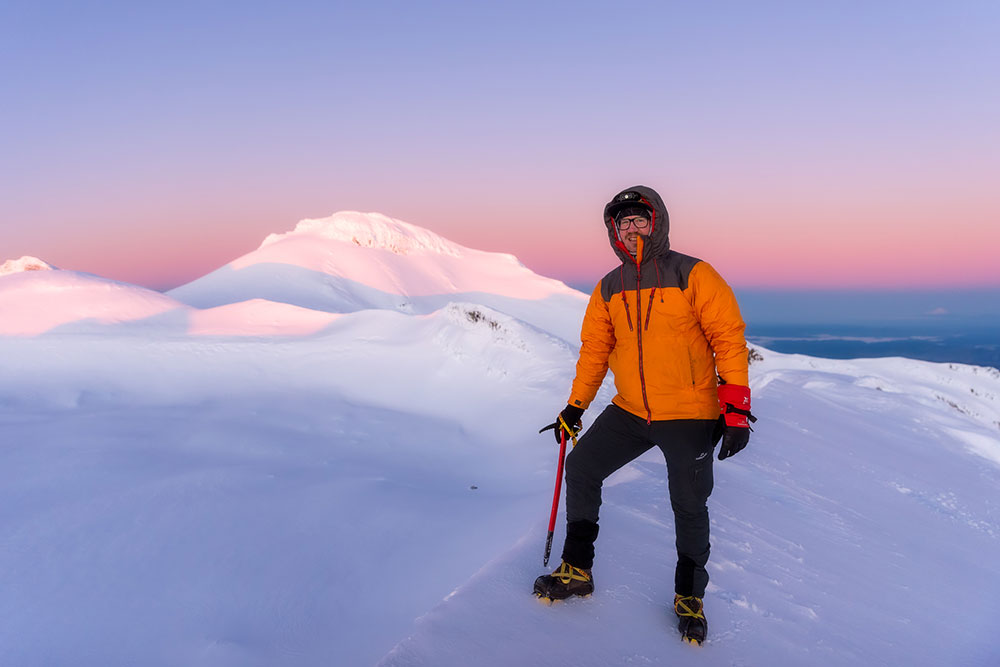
[716,384,756,460]
[718,384,754,428]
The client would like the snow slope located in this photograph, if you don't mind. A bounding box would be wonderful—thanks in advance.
[0,270,183,336]
[167,211,587,343]
[0,270,345,338]
[379,348,1000,667]
[1,216,998,666]
[0,300,581,667]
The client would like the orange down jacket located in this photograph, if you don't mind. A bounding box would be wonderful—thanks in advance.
[568,186,749,422]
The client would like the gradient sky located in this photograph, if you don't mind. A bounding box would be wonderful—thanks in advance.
[2,1,998,291]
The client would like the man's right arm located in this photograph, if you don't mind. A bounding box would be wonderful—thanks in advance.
[567,283,616,410]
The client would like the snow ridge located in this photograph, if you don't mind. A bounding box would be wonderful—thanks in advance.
[0,256,55,276]
[259,211,464,258]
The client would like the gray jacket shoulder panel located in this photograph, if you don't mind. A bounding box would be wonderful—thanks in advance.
[598,251,703,301]
[656,252,702,291]
[599,265,624,302]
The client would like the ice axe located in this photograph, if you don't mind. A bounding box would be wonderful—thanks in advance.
[540,416,579,567]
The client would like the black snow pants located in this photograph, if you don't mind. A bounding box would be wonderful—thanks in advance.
[560,403,717,598]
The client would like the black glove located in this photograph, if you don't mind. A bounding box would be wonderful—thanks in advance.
[716,417,750,460]
[539,404,584,444]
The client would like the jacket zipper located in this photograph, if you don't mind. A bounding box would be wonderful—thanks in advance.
[634,265,651,424]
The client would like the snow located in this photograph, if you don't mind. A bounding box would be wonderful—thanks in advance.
[0,270,183,336]
[189,299,341,337]
[0,255,55,276]
[167,211,587,344]
[1,214,999,666]
[257,211,466,258]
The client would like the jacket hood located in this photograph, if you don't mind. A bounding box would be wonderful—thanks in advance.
[603,185,670,265]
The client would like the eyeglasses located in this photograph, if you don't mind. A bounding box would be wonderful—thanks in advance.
[617,216,650,231]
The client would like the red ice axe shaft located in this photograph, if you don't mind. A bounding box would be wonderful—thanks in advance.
[542,430,568,567]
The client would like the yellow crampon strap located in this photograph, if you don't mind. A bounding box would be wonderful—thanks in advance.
[557,416,580,447]
[554,562,591,584]
[675,596,705,620]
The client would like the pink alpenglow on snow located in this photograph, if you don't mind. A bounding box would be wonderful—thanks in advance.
[231,211,579,300]
[0,270,182,336]
[188,300,340,337]
[168,211,588,342]
[0,256,56,277]
[2,214,589,341]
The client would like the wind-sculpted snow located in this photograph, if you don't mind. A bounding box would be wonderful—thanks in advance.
[0,301,578,436]
[749,350,1000,462]
[188,299,341,336]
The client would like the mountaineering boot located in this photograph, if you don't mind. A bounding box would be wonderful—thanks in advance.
[533,561,594,601]
[674,594,707,645]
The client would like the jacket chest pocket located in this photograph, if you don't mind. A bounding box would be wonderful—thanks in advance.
[647,290,698,334]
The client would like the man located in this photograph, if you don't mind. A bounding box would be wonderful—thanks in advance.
[534,185,755,646]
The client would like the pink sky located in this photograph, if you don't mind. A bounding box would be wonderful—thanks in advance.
[3,3,998,292]
[5,175,999,291]
[13,196,997,292]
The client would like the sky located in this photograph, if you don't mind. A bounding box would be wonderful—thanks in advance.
[2,1,999,292]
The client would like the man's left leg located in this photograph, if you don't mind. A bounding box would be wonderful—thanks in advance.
[655,419,716,595]
[655,419,717,643]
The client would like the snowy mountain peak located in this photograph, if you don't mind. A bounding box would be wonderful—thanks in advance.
[0,256,55,277]
[170,210,586,341]
[259,211,463,258]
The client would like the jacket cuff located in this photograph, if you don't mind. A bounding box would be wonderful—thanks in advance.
[718,384,752,428]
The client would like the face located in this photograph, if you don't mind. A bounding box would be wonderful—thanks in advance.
[617,215,650,256]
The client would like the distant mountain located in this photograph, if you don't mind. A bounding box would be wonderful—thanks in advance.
[167,211,587,343]
[1,213,590,341]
